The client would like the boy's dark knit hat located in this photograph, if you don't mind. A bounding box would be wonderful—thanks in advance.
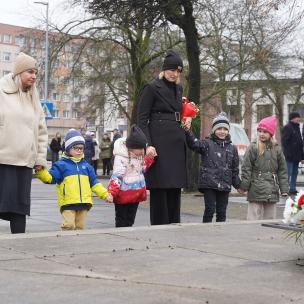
[212,112,230,133]
[289,111,301,121]
[162,50,183,71]
[126,125,147,149]
[64,129,85,152]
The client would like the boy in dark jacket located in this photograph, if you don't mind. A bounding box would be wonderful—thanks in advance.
[185,112,241,222]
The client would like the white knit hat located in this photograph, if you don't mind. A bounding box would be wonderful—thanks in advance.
[212,112,230,133]
[13,52,38,76]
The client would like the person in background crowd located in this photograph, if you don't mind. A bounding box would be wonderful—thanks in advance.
[35,129,112,230]
[137,49,187,225]
[241,116,288,220]
[281,112,303,195]
[91,132,100,175]
[100,133,112,176]
[50,132,62,164]
[0,52,48,233]
[110,129,122,165]
[112,129,122,143]
[108,125,154,227]
[185,112,242,223]
[84,131,95,165]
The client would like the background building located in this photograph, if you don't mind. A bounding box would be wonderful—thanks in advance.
[0,22,128,142]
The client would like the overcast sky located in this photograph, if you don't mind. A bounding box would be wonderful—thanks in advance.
[1,0,304,55]
[0,0,79,28]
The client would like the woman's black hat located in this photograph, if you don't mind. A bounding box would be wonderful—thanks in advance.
[162,50,183,71]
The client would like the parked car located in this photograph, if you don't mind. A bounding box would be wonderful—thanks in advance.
[229,123,250,161]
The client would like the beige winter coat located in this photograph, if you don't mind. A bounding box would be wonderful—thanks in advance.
[0,73,48,168]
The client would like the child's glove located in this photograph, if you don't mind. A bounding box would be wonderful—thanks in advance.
[106,193,113,203]
[34,165,44,172]
[108,180,120,199]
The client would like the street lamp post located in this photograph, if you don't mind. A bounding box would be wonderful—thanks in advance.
[34,1,49,101]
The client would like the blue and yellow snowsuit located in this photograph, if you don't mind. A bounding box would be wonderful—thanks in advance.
[36,154,108,211]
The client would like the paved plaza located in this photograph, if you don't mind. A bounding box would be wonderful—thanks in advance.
[0,177,303,303]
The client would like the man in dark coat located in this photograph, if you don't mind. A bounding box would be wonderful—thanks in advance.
[49,132,62,164]
[281,112,303,195]
[137,49,187,225]
[84,131,95,165]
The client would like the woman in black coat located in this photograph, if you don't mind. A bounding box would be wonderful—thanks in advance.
[137,50,187,225]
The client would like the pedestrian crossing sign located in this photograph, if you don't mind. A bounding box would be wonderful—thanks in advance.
[41,101,53,119]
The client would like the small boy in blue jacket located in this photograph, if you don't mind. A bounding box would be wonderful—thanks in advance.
[36,129,112,230]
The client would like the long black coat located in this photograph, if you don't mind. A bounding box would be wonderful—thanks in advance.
[50,138,62,153]
[84,136,95,164]
[281,122,303,162]
[137,78,187,189]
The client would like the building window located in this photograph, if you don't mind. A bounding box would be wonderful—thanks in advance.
[72,111,79,118]
[2,70,10,76]
[53,110,59,118]
[63,110,69,118]
[227,105,241,123]
[15,36,25,46]
[3,34,12,44]
[64,94,70,102]
[52,93,59,101]
[256,104,273,122]
[261,88,268,96]
[53,59,60,68]
[231,89,237,97]
[3,52,11,62]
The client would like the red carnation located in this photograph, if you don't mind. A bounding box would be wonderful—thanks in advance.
[297,194,304,206]
[181,97,199,123]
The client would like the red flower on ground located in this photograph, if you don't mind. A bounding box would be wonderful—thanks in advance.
[297,194,304,206]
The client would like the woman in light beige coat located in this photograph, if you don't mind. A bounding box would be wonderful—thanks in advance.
[0,52,48,233]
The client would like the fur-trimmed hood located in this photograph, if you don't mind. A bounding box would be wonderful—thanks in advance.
[113,138,129,158]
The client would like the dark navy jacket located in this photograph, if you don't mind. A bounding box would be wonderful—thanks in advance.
[186,131,241,192]
[281,122,303,162]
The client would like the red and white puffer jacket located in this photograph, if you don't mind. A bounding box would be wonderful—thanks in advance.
[108,138,153,204]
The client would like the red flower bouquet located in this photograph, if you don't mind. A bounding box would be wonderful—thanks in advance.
[181,97,200,124]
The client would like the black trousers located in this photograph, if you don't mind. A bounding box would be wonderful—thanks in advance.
[92,160,98,174]
[149,188,181,225]
[203,189,229,223]
[102,158,111,175]
[0,212,26,234]
[115,203,139,227]
[51,151,59,164]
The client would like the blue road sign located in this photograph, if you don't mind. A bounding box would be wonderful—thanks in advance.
[40,100,53,119]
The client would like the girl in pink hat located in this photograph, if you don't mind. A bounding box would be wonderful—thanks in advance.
[240,116,288,220]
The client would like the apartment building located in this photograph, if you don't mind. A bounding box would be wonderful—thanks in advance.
[0,22,127,142]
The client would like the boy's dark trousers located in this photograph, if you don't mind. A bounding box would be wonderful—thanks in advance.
[203,189,229,223]
[115,203,139,227]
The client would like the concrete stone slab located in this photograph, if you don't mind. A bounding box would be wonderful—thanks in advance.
[0,222,303,303]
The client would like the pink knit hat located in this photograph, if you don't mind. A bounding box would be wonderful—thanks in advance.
[257,116,277,136]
